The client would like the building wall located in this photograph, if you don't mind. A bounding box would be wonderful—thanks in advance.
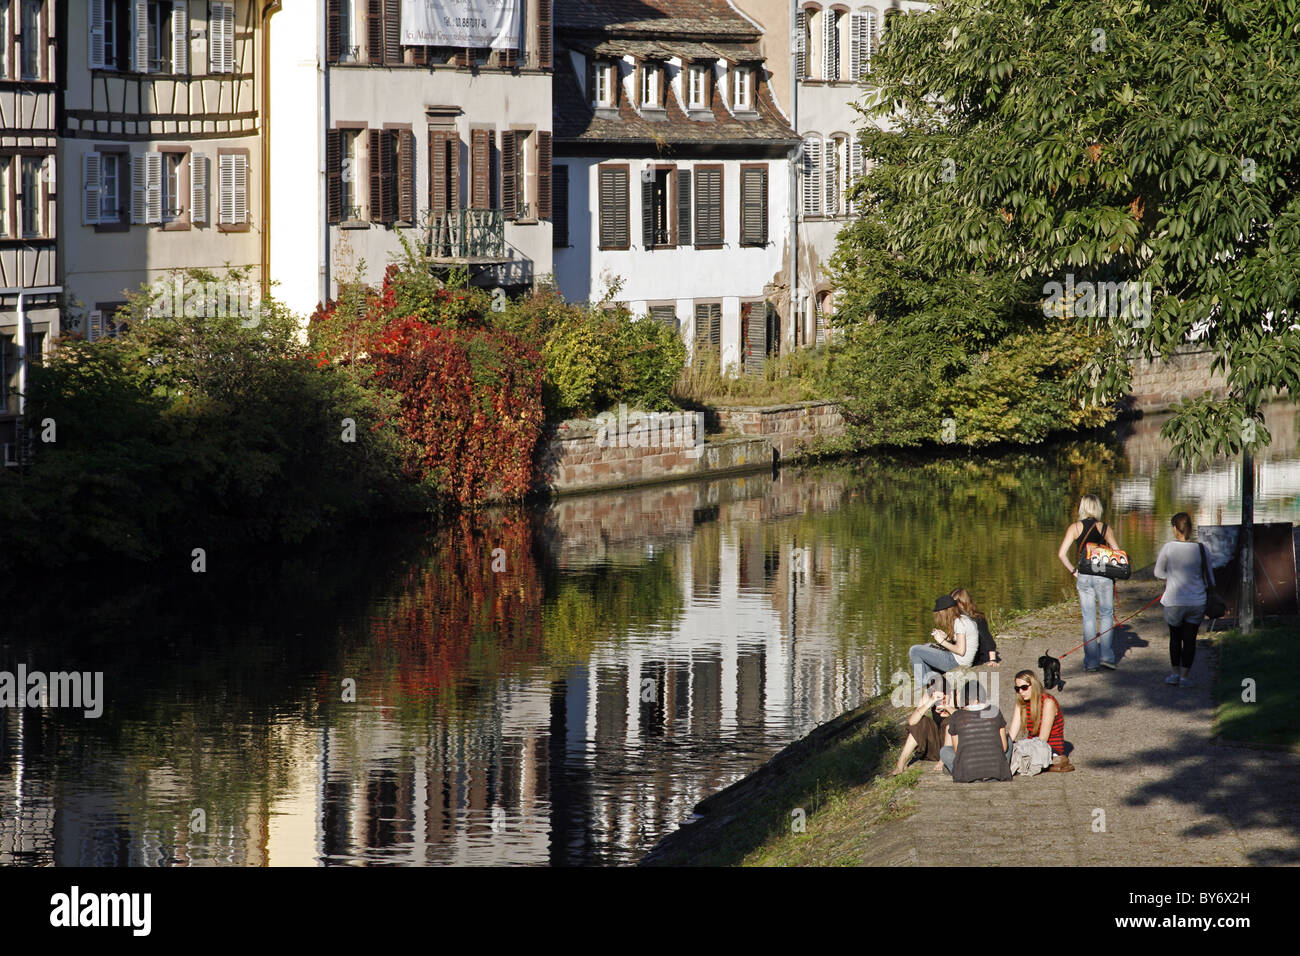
[60,0,263,321]
[554,155,791,370]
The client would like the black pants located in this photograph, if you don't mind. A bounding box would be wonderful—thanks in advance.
[1169,621,1198,669]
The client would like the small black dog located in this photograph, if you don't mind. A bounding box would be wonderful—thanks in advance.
[1039,651,1062,690]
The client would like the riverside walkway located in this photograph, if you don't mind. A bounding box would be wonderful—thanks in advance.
[862,574,1300,866]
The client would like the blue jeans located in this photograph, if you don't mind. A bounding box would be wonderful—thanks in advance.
[941,737,1012,774]
[1077,573,1115,670]
[909,643,958,689]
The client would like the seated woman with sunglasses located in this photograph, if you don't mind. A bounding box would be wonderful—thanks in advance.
[1007,670,1073,772]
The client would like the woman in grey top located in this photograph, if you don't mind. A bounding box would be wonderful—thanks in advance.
[1154,512,1215,687]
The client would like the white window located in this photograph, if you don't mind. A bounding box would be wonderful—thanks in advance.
[340,130,358,218]
[688,64,707,110]
[732,66,752,110]
[190,152,209,223]
[850,9,876,81]
[21,156,44,237]
[19,0,42,80]
[0,157,10,236]
[209,1,235,73]
[825,136,843,216]
[823,8,840,81]
[641,63,661,108]
[218,152,248,225]
[848,139,864,213]
[161,151,183,222]
[0,1,10,78]
[594,61,615,107]
[513,130,531,218]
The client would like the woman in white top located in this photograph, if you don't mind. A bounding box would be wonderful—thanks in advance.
[908,594,979,689]
[1153,512,1215,687]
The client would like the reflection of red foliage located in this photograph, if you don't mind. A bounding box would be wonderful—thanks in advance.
[370,511,544,697]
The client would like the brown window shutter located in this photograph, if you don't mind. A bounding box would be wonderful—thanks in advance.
[501,130,517,219]
[449,134,461,209]
[326,129,343,223]
[537,132,552,220]
[471,130,490,209]
[368,128,383,221]
[327,0,341,62]
[367,0,383,64]
[538,0,552,68]
[676,167,692,246]
[499,48,517,69]
[741,167,768,245]
[553,164,568,246]
[408,45,427,65]
[383,0,401,63]
[429,130,447,215]
[398,130,414,222]
[597,166,628,249]
[695,168,722,245]
[455,48,471,67]
[695,303,720,349]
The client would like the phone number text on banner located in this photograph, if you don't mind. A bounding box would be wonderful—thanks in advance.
[401,0,522,49]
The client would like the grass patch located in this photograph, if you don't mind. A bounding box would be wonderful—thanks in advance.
[1213,619,1300,749]
[642,699,918,866]
[673,346,833,408]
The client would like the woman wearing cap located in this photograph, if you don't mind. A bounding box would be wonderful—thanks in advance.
[1057,493,1122,672]
[908,594,979,688]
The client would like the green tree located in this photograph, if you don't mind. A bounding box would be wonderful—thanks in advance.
[844,0,1300,630]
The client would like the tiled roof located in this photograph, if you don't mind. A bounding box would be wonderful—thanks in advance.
[556,0,760,38]
[581,38,764,60]
[552,47,797,147]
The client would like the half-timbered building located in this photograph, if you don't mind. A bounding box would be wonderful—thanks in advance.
[551,0,798,375]
[62,0,266,337]
[269,0,555,318]
[1,0,58,461]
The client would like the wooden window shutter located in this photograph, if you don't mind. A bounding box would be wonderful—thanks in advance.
[326,130,343,223]
[538,0,552,68]
[398,130,414,222]
[327,0,341,62]
[172,2,190,74]
[537,132,552,220]
[824,138,839,215]
[429,131,446,215]
[131,0,149,73]
[795,10,806,79]
[802,137,821,215]
[190,153,209,224]
[211,2,235,73]
[649,305,678,330]
[676,168,691,246]
[500,130,517,219]
[470,130,490,209]
[409,44,427,65]
[823,9,838,81]
[641,170,655,247]
[383,0,401,63]
[130,154,147,222]
[145,152,163,223]
[741,167,767,246]
[89,0,106,69]
[368,128,383,221]
[695,303,720,349]
[367,0,383,64]
[849,140,863,214]
[695,168,721,245]
[380,130,397,223]
[598,166,627,249]
[82,152,102,225]
[232,155,248,224]
[552,164,568,246]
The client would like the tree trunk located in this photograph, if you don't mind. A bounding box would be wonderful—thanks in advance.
[1240,446,1255,634]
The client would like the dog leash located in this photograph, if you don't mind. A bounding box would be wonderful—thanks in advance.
[1060,591,1165,658]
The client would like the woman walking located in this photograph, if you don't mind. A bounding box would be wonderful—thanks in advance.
[1154,512,1214,687]
[1057,494,1122,672]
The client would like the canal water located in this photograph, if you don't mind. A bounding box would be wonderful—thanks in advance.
[2,404,1298,866]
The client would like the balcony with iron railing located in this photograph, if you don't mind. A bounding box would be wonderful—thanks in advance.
[425,208,507,262]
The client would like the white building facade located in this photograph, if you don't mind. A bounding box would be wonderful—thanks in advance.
[270,0,555,319]
[551,0,798,374]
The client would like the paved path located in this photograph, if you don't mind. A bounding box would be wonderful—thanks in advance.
[864,577,1300,866]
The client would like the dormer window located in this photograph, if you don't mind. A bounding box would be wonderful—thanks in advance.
[641,62,663,109]
[594,61,616,108]
[733,66,753,111]
[688,64,709,110]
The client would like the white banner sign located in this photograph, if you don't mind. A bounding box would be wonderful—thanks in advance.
[401,0,522,50]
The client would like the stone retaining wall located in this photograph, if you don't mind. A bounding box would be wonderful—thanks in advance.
[1128,347,1229,412]
[710,401,846,460]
